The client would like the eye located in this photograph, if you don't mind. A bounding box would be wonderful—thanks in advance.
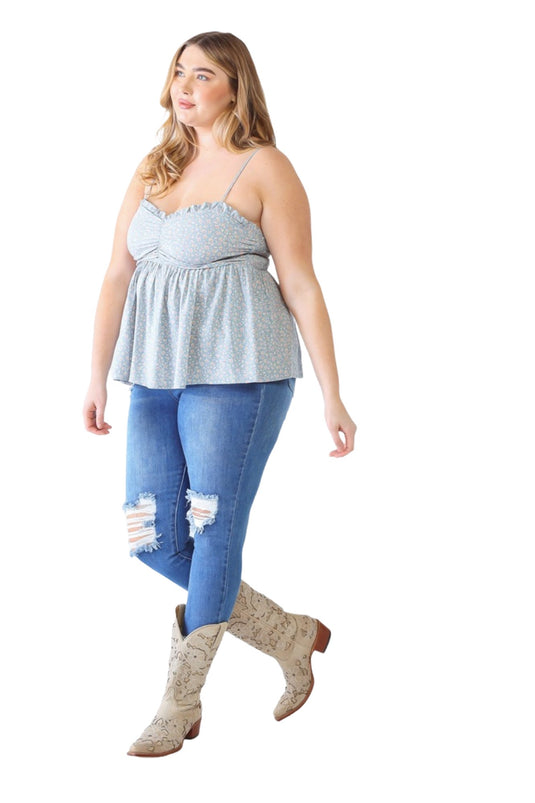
[174,68,184,77]
[197,74,209,81]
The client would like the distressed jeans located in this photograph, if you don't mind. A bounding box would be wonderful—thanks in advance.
[123,379,295,635]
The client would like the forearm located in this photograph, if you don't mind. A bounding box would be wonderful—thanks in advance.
[89,274,131,385]
[286,281,341,402]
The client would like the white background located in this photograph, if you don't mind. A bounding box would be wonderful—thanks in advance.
[1,1,533,800]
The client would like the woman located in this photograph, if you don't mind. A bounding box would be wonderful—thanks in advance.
[83,31,356,758]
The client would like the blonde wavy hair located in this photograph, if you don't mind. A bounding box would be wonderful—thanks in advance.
[140,31,276,198]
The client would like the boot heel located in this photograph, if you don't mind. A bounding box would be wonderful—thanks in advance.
[185,719,201,740]
[313,620,331,653]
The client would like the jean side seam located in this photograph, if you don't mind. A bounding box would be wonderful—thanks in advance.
[216,384,266,624]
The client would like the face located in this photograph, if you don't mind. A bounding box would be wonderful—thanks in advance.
[170,44,235,130]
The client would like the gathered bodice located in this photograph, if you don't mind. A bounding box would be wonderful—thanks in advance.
[128,199,270,270]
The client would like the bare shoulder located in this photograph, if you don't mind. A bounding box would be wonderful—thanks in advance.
[108,155,150,254]
[253,145,301,180]
[131,154,151,195]
[252,146,307,200]
[117,154,150,214]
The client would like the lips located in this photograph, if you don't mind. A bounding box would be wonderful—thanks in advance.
[178,100,194,109]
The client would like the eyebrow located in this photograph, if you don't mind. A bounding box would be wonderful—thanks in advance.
[175,62,217,76]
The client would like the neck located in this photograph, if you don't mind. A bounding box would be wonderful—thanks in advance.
[193,127,226,155]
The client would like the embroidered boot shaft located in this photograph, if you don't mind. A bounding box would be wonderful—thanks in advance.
[127,605,227,757]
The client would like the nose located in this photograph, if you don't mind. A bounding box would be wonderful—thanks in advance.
[176,72,194,94]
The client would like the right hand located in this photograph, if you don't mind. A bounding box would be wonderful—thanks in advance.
[83,382,112,435]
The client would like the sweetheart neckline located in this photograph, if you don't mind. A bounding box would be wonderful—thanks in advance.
[140,198,264,235]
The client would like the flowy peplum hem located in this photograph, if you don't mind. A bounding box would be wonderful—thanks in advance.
[111,256,303,389]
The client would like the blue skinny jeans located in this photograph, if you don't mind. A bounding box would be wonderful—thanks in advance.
[123,379,295,635]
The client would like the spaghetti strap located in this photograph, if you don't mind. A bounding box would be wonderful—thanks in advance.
[221,149,260,202]
[144,182,154,201]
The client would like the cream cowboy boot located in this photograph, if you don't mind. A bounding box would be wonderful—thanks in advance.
[127,605,227,757]
[227,582,331,721]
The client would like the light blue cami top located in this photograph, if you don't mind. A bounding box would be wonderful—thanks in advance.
[111,148,303,389]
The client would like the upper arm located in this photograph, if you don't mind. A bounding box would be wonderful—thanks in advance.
[257,148,318,306]
[104,156,148,283]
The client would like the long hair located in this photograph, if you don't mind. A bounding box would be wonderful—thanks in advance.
[140,32,276,197]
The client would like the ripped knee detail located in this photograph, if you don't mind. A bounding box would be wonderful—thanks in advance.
[186,488,219,535]
[123,492,162,556]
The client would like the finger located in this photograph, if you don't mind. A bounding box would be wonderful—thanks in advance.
[95,404,105,430]
[329,442,349,456]
[88,425,111,435]
[344,427,355,453]
[84,408,112,434]
[83,408,96,430]
[88,423,112,435]
[330,426,346,451]
[95,417,112,432]
[328,430,346,456]
[329,424,357,457]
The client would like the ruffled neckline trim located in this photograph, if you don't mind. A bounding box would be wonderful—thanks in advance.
[141,198,265,237]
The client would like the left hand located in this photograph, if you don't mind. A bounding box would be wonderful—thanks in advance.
[324,398,357,457]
